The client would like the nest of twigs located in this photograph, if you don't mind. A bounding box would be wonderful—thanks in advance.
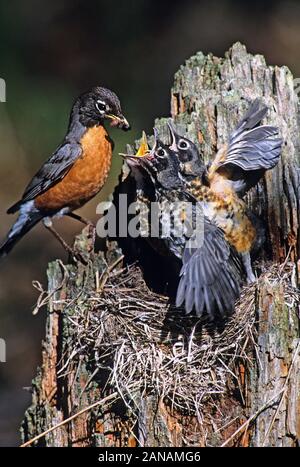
[54,252,298,418]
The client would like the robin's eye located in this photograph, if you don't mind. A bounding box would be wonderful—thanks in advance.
[96,100,107,114]
[178,139,189,150]
[157,148,167,158]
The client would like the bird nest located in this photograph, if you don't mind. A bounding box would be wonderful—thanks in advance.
[52,246,298,419]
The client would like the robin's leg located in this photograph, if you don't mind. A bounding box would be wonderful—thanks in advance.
[241,252,256,283]
[66,212,95,227]
[43,217,87,263]
[43,217,74,255]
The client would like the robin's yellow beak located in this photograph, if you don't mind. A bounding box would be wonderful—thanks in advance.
[106,114,131,131]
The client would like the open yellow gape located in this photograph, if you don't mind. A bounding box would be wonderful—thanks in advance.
[135,131,149,157]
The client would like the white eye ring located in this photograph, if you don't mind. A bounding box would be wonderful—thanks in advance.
[156,148,167,158]
[96,100,107,114]
[178,139,189,150]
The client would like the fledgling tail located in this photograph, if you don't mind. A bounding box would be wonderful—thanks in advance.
[0,201,42,258]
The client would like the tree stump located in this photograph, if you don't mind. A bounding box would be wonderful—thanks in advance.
[21,43,300,448]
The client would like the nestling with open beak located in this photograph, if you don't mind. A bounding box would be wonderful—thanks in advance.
[122,131,241,319]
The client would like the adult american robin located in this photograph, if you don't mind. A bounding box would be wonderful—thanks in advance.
[122,137,241,318]
[0,86,130,259]
[165,100,282,281]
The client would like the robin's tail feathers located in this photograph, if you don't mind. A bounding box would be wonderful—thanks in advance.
[0,201,42,258]
[7,200,22,215]
[176,221,241,319]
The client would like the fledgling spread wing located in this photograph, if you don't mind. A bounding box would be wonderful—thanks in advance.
[176,218,241,319]
[208,99,282,196]
[7,142,82,214]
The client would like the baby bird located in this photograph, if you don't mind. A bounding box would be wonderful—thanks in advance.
[166,99,282,281]
[123,135,241,318]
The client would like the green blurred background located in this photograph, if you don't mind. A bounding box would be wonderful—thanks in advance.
[0,0,300,446]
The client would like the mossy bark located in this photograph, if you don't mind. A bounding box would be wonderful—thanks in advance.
[21,43,300,447]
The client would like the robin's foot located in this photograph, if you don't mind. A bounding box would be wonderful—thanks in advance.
[43,218,88,264]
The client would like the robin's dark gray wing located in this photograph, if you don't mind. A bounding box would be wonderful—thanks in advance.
[176,219,241,319]
[7,142,82,214]
[224,125,282,171]
[212,100,282,196]
[231,98,268,138]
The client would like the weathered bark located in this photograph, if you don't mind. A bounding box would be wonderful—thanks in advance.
[169,43,300,447]
[21,43,300,447]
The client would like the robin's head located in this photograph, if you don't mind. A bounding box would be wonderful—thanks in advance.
[167,120,204,180]
[122,129,183,191]
[76,86,130,131]
[142,129,184,190]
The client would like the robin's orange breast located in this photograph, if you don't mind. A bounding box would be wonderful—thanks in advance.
[35,126,113,212]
